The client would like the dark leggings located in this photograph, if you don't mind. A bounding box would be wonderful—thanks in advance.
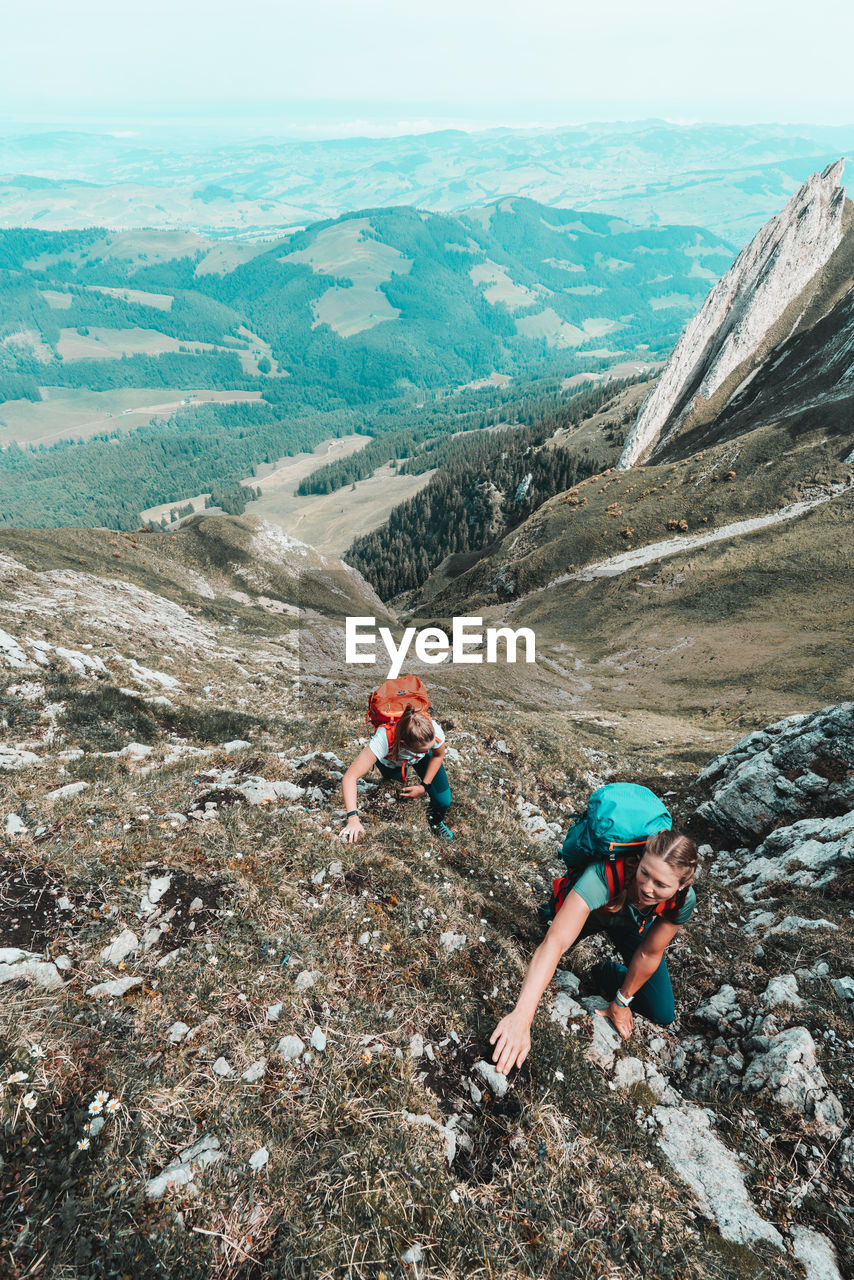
[573,914,675,1026]
[375,749,452,820]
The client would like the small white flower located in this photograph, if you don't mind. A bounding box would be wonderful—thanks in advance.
[77,1138,90,1150]
[22,1092,37,1109]
[28,1046,45,1059]
[88,1099,104,1115]
[7,1071,28,1084]
[105,1097,121,1114]
[208,956,218,966]
[93,1089,110,1105]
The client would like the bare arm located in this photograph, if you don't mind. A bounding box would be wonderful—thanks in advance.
[490,889,590,1075]
[339,746,378,842]
[403,741,445,796]
[600,919,680,1039]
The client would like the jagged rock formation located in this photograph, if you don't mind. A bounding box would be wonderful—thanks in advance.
[619,160,850,467]
[697,701,854,843]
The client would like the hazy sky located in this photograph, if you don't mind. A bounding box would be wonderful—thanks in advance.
[3,0,854,128]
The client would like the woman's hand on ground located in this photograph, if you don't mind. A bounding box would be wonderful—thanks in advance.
[597,1002,633,1040]
[489,1012,531,1076]
[400,784,426,799]
[338,816,365,843]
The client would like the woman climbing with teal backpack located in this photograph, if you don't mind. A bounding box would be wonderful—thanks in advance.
[490,784,699,1075]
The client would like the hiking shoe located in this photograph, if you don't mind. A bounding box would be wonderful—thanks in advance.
[428,819,454,841]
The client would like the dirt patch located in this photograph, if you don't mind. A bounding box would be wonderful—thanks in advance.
[0,858,75,952]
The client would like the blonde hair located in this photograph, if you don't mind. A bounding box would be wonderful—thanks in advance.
[388,706,435,762]
[598,829,699,920]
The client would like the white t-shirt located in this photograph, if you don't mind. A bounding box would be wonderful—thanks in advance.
[368,719,445,767]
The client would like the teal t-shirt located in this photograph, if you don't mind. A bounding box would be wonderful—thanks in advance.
[571,862,696,931]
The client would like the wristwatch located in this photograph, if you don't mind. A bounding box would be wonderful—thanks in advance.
[614,989,634,1008]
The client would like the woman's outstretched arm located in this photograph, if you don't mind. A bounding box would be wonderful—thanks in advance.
[490,889,590,1075]
[339,746,378,842]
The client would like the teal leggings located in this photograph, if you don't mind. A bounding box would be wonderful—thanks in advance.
[574,916,676,1026]
[375,749,451,821]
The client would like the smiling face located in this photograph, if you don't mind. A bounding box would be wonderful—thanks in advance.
[632,852,686,907]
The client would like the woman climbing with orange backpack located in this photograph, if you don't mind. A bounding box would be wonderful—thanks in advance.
[339,675,453,844]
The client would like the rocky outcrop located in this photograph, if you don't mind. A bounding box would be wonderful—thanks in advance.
[697,702,854,844]
[619,161,848,468]
[741,1027,844,1137]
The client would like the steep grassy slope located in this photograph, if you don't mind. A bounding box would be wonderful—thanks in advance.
[1,527,851,1277]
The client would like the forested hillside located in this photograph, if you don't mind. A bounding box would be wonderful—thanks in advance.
[347,381,641,599]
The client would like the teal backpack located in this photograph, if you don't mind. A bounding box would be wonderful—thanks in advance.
[561,783,672,871]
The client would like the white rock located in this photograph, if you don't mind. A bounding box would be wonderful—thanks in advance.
[357,932,371,946]
[742,1026,843,1136]
[328,861,343,877]
[99,928,139,966]
[221,740,252,752]
[554,968,581,995]
[760,974,802,1010]
[4,814,28,837]
[294,969,320,992]
[310,1026,327,1052]
[167,1021,190,1044]
[613,1057,646,1090]
[585,1009,623,1071]
[439,931,466,954]
[0,628,31,668]
[651,1104,783,1246]
[87,976,143,997]
[0,746,41,770]
[54,955,72,971]
[57,897,73,912]
[248,1146,269,1170]
[695,984,742,1026]
[266,1003,283,1022]
[145,1135,223,1199]
[0,948,63,990]
[473,1060,508,1098]
[242,1058,267,1082]
[831,976,854,1003]
[141,874,172,913]
[277,1035,305,1061]
[400,1243,423,1265]
[46,781,89,801]
[790,1225,842,1280]
[409,1034,424,1058]
[550,991,585,1026]
[768,915,839,935]
[212,1057,233,1078]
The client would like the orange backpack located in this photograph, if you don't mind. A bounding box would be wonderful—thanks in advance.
[366,675,432,759]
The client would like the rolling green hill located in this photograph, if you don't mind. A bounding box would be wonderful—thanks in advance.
[0,203,732,529]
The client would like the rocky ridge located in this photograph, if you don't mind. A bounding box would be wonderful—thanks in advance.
[619,160,849,468]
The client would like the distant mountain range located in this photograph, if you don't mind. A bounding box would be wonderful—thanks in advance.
[2,119,854,243]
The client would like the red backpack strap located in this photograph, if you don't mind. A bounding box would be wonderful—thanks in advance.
[552,875,572,913]
[604,856,627,900]
[653,897,678,918]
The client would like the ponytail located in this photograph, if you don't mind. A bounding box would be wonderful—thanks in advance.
[388,707,435,762]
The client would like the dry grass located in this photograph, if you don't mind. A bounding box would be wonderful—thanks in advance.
[0,652,850,1278]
